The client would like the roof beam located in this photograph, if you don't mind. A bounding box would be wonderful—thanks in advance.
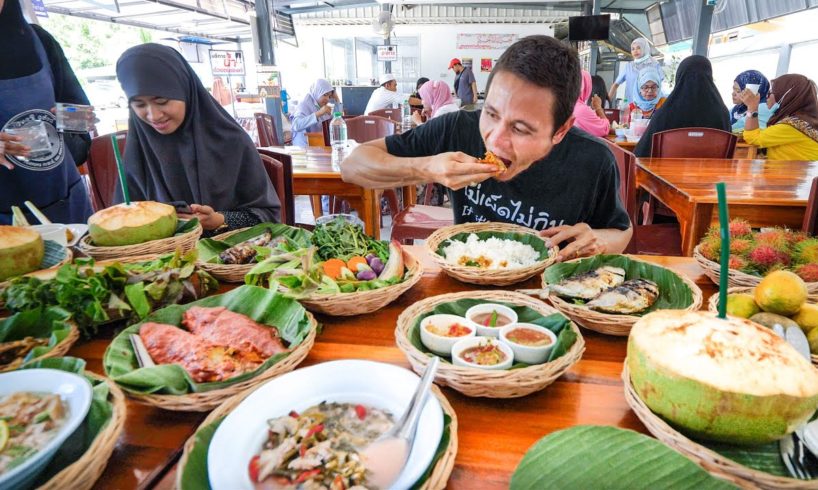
[147,0,251,23]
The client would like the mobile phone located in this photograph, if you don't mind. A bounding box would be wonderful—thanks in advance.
[169,201,192,214]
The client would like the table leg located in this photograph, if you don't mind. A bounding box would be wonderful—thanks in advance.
[681,203,714,256]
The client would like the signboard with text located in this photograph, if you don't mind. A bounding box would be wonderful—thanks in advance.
[209,50,246,76]
[377,45,398,61]
[456,33,518,50]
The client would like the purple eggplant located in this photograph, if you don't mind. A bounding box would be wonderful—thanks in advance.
[365,253,378,264]
[369,257,385,274]
[356,269,377,281]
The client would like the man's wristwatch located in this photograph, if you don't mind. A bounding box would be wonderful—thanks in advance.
[750,111,759,118]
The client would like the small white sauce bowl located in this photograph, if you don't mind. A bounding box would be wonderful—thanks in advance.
[451,336,514,370]
[419,314,475,357]
[465,303,518,338]
[31,224,68,247]
[499,323,557,365]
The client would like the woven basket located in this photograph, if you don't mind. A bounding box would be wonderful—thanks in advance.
[623,364,817,489]
[542,256,704,336]
[694,245,818,297]
[39,372,127,490]
[196,227,257,283]
[395,290,585,398]
[123,313,318,411]
[425,222,558,286]
[293,247,423,316]
[0,323,80,373]
[175,384,458,490]
[0,246,72,290]
[78,222,202,261]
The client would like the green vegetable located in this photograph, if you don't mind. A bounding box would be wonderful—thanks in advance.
[33,411,50,424]
[311,216,387,262]
[489,310,498,327]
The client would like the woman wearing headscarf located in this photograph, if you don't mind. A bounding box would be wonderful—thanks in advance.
[411,80,459,125]
[730,70,772,131]
[291,79,335,147]
[115,43,280,232]
[0,0,94,225]
[634,56,731,157]
[628,67,666,119]
[572,70,610,137]
[740,74,818,160]
[608,37,663,105]
[410,77,430,113]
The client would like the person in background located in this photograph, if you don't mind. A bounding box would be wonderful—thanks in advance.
[411,80,459,125]
[572,70,610,137]
[410,77,429,113]
[634,56,730,157]
[291,79,335,147]
[589,75,610,109]
[608,37,662,105]
[364,73,421,115]
[449,58,478,109]
[731,70,772,131]
[629,67,666,119]
[0,0,94,224]
[114,43,280,233]
[740,73,818,160]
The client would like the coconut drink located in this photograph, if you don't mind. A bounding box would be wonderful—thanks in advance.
[628,309,818,445]
[88,201,177,246]
[0,226,44,281]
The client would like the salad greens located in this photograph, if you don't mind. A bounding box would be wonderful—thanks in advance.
[1,250,218,336]
[311,216,388,262]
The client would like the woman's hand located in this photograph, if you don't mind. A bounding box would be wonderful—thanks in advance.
[591,94,603,111]
[0,132,31,170]
[411,110,423,126]
[738,89,761,111]
[316,104,333,118]
[540,223,607,262]
[180,204,225,230]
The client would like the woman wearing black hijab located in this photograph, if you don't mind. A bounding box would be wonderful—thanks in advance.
[0,0,94,224]
[114,44,280,232]
[634,56,731,157]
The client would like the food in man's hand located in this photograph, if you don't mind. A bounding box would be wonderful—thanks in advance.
[549,266,626,300]
[479,151,507,174]
[585,278,659,314]
[0,392,66,475]
[0,226,44,281]
[88,201,177,246]
[139,306,287,382]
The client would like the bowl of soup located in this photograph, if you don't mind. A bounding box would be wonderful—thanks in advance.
[465,304,518,338]
[451,337,514,370]
[420,314,476,356]
[499,323,557,364]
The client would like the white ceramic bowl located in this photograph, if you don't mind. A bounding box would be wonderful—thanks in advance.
[30,224,68,247]
[64,224,88,247]
[0,369,93,490]
[208,360,443,490]
[465,303,518,338]
[420,314,475,356]
[451,336,514,370]
[499,323,558,365]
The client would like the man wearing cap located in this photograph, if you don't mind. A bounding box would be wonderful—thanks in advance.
[364,74,421,115]
[450,58,478,109]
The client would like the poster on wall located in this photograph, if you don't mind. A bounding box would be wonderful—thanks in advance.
[480,58,493,72]
[456,34,518,50]
[377,45,398,61]
[209,50,246,76]
[461,57,473,70]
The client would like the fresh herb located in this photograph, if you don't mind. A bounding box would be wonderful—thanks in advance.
[33,411,50,424]
[464,260,480,267]
[489,310,498,327]
[311,217,387,262]
[572,299,586,305]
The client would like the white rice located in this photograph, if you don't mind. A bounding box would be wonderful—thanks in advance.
[441,233,540,269]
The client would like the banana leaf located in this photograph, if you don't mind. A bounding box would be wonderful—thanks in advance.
[0,308,73,369]
[103,285,313,395]
[178,411,451,490]
[197,223,312,264]
[435,231,552,261]
[20,356,115,487]
[510,425,736,490]
[408,298,577,367]
[542,254,694,315]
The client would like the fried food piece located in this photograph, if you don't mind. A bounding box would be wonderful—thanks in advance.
[479,151,507,174]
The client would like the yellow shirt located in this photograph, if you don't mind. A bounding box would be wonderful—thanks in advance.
[743,124,818,160]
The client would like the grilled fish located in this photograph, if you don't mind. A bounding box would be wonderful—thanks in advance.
[586,278,659,314]
[218,230,273,265]
[549,266,626,300]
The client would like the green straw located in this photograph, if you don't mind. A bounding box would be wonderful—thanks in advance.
[716,182,729,319]
[111,133,130,205]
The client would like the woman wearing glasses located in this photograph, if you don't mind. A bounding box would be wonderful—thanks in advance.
[628,67,665,119]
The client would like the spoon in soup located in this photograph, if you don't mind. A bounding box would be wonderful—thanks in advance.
[360,356,440,489]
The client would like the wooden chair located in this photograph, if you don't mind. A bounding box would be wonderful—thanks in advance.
[369,107,402,124]
[603,109,621,125]
[601,138,682,256]
[650,127,738,159]
[255,112,281,147]
[85,131,127,211]
[257,150,295,225]
[321,115,357,146]
[344,115,396,142]
[803,176,818,235]
[391,203,454,244]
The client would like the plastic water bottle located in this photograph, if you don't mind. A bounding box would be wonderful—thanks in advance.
[620,98,631,127]
[330,112,347,150]
[632,107,643,121]
[401,99,413,132]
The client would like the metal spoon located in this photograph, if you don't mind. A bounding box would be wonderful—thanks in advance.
[359,356,440,489]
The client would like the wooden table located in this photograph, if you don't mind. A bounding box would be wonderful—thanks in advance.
[611,138,759,158]
[636,158,818,256]
[67,248,717,489]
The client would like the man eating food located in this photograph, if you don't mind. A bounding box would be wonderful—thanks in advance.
[341,36,632,261]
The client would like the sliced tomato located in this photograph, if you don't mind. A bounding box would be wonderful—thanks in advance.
[332,474,346,490]
[355,404,367,420]
[294,469,321,484]
[305,423,324,438]
[288,410,299,418]
[248,455,261,483]
[299,443,307,457]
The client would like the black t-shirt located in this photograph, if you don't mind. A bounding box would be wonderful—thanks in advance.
[385,110,630,232]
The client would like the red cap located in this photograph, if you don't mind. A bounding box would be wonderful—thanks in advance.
[448,58,461,69]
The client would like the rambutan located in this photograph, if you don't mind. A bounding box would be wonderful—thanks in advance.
[754,229,791,252]
[729,238,753,256]
[748,245,791,272]
[729,219,752,238]
[794,238,818,264]
[788,230,810,245]
[728,255,749,271]
[698,236,721,261]
[795,263,818,283]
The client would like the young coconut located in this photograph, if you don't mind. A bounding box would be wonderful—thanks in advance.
[0,226,44,281]
[88,201,177,246]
